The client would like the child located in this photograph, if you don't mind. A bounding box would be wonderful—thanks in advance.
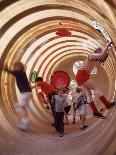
[64,88,72,124]
[76,42,115,118]
[76,88,88,130]
[1,61,32,131]
[53,88,66,137]
[72,88,81,124]
[32,77,57,126]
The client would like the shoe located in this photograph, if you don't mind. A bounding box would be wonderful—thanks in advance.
[83,125,88,128]
[80,126,86,131]
[46,106,50,109]
[106,102,116,110]
[93,112,106,119]
[100,108,104,112]
[59,133,64,137]
[17,118,30,131]
[17,122,29,131]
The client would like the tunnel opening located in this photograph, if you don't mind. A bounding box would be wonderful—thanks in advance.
[0,0,116,155]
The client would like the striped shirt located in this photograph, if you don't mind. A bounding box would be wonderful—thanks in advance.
[77,95,87,108]
[54,95,66,112]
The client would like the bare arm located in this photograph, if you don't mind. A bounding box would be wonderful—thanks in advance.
[31,84,40,89]
[89,42,112,60]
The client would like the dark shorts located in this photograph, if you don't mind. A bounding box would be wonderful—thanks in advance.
[64,105,71,114]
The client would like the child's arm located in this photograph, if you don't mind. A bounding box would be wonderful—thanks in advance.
[89,42,112,60]
[31,84,41,89]
[31,85,37,89]
[72,101,77,110]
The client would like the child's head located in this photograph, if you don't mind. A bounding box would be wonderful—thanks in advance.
[11,62,24,71]
[65,88,70,93]
[57,88,65,95]
[76,88,82,93]
[94,47,102,53]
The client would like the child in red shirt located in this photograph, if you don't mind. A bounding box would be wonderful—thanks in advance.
[33,77,57,125]
[76,42,115,118]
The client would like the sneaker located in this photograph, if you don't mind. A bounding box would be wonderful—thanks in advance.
[59,133,64,137]
[106,102,116,110]
[17,122,29,131]
[80,126,86,131]
[93,112,106,119]
[46,106,50,110]
[83,125,88,128]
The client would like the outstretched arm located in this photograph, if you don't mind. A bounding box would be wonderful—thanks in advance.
[100,41,112,57]
[89,42,112,60]
[31,84,41,90]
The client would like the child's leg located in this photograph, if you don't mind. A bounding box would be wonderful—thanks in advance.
[16,105,30,131]
[80,115,85,126]
[64,112,69,124]
[59,112,64,137]
[79,104,88,130]
[15,103,28,118]
[81,85,105,118]
[55,113,59,132]
[72,109,76,124]
[95,90,116,109]
[94,89,110,106]
[80,115,88,130]
[16,93,31,130]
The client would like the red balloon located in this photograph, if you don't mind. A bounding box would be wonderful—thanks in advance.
[51,71,70,89]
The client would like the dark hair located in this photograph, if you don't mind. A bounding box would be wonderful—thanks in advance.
[35,77,43,82]
[57,88,65,93]
[65,88,69,91]
[13,62,24,71]
[94,48,102,53]
[76,88,82,93]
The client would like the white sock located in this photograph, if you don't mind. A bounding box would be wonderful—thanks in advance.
[15,103,22,112]
[21,117,29,124]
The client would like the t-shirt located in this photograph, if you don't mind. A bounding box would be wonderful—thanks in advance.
[54,95,66,112]
[77,95,87,108]
[64,94,72,107]
[37,81,56,96]
[9,70,32,93]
